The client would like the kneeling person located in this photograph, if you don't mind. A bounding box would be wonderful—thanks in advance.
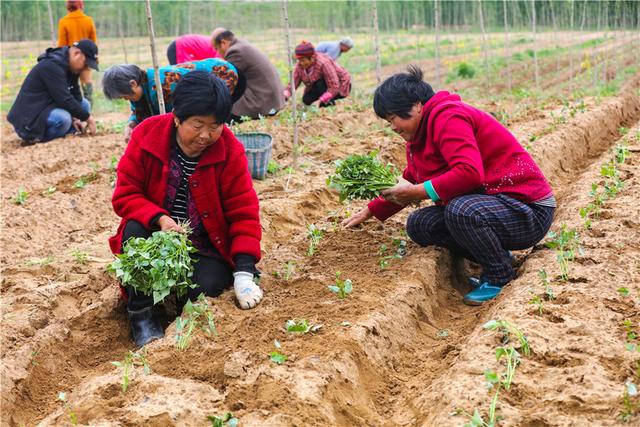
[344,66,556,306]
[8,39,98,144]
[109,71,264,346]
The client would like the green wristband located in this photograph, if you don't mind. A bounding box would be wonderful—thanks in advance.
[423,180,440,202]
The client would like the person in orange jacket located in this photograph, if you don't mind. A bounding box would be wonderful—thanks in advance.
[57,0,97,102]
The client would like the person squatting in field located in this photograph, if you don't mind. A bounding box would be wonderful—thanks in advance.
[8,39,99,144]
[102,58,244,142]
[211,28,286,122]
[166,34,221,65]
[283,41,351,108]
[109,71,263,346]
[344,66,556,305]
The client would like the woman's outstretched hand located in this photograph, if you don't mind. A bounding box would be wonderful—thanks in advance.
[157,215,185,233]
[342,206,373,228]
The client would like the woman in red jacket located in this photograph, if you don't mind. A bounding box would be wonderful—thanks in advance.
[110,71,263,346]
[344,66,555,306]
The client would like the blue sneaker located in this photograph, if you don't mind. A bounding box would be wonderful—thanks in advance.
[468,277,482,288]
[463,283,503,305]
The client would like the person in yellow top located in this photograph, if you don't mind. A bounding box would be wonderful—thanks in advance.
[57,0,97,102]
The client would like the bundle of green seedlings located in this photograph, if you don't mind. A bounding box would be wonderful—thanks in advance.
[463,320,531,427]
[327,152,398,202]
[107,225,197,304]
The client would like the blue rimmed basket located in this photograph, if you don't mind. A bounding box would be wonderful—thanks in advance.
[235,132,273,180]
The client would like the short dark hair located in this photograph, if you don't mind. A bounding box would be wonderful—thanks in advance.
[214,30,235,45]
[172,71,232,123]
[373,65,434,119]
[102,64,145,99]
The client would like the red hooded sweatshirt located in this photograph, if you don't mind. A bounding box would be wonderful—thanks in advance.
[368,91,553,221]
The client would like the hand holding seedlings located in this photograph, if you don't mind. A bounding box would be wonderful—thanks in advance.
[157,215,186,233]
[380,181,426,205]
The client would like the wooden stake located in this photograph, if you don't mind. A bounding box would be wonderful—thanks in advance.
[372,0,382,84]
[281,0,299,170]
[47,0,55,46]
[531,0,540,91]
[502,0,512,92]
[434,0,441,89]
[144,0,165,114]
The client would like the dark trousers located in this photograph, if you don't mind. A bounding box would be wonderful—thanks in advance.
[302,79,346,107]
[122,220,232,311]
[406,194,555,285]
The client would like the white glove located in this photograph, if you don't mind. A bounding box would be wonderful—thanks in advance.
[233,271,263,309]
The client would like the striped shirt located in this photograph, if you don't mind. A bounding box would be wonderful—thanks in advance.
[169,146,200,223]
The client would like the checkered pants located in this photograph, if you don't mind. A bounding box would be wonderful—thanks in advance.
[406,194,555,285]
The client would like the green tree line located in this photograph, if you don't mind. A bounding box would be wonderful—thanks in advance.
[1,0,639,42]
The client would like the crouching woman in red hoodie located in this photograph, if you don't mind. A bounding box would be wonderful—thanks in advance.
[344,66,555,305]
[110,71,263,346]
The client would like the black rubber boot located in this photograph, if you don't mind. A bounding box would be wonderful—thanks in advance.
[128,307,164,347]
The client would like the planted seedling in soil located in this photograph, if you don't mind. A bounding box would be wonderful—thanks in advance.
[545,224,581,281]
[306,224,324,256]
[285,319,322,334]
[111,349,151,392]
[175,293,218,350]
[269,339,288,365]
[70,249,88,265]
[328,271,353,299]
[620,380,639,422]
[57,392,78,425]
[483,319,531,356]
[528,292,544,316]
[208,412,239,427]
[538,269,554,300]
[273,261,296,282]
[107,226,197,305]
[13,187,28,205]
[327,152,398,202]
[43,186,57,196]
[378,238,408,269]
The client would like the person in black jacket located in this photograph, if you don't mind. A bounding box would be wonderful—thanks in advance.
[8,39,99,144]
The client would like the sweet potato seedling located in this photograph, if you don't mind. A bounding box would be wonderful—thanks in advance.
[273,261,296,282]
[285,319,322,334]
[328,271,353,299]
[306,224,324,256]
[618,287,630,297]
[269,339,288,365]
[208,412,239,427]
[57,392,78,425]
[378,238,408,269]
[111,349,151,393]
[107,227,197,305]
[175,294,218,350]
[43,186,57,196]
[545,225,581,281]
[528,292,544,316]
[70,249,88,265]
[483,319,530,356]
[13,187,28,205]
[621,381,639,422]
[538,269,554,300]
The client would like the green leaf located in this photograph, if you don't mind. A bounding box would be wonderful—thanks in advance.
[483,320,498,330]
[269,351,288,365]
[618,287,630,297]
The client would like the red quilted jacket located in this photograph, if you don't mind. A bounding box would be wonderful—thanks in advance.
[109,113,261,265]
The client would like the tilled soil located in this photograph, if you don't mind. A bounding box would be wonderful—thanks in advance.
[1,74,639,426]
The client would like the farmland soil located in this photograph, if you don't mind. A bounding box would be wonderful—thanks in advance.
[1,73,640,426]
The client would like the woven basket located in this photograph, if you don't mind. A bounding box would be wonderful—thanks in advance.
[235,132,273,180]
